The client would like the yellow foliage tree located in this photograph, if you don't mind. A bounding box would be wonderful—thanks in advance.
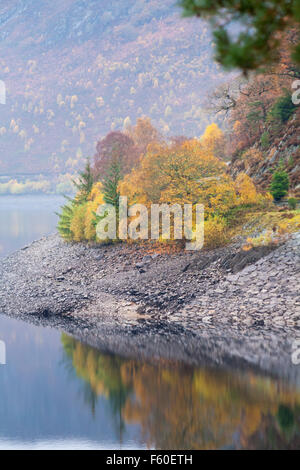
[84,183,104,241]
[119,139,228,209]
[235,172,259,205]
[201,123,225,159]
[196,175,237,216]
[70,204,86,242]
[125,116,163,155]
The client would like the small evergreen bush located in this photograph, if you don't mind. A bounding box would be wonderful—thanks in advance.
[270,170,289,201]
[260,131,269,149]
[288,197,297,210]
[268,91,296,123]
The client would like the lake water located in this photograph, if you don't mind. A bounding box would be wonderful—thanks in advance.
[0,195,64,258]
[0,195,300,450]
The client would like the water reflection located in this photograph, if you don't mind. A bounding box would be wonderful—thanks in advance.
[62,336,133,440]
[62,334,300,450]
[0,315,141,449]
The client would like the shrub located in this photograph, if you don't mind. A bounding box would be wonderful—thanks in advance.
[268,91,296,123]
[270,170,289,201]
[245,231,277,249]
[288,197,297,210]
[260,131,269,149]
[277,213,300,234]
[204,216,228,249]
[245,212,300,248]
[241,148,263,170]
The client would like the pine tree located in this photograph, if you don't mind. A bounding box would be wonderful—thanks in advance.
[73,158,94,204]
[270,170,289,201]
[93,161,123,242]
[268,91,296,123]
[179,0,300,72]
[102,161,122,207]
[57,200,74,240]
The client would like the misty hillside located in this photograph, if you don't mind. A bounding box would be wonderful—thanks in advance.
[0,0,229,175]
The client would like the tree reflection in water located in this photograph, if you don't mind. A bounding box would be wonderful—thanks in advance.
[61,334,300,450]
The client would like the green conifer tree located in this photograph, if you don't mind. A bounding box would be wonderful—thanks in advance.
[73,158,94,204]
[57,201,74,240]
[270,169,289,201]
[102,161,122,207]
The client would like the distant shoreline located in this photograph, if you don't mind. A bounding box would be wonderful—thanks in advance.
[0,193,74,197]
[0,174,76,196]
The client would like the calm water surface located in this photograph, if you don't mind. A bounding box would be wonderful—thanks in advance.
[0,195,64,258]
[0,195,300,450]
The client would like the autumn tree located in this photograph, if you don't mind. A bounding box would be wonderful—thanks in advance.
[94,131,140,181]
[231,75,279,132]
[201,123,225,160]
[84,183,104,241]
[209,27,300,162]
[169,135,191,147]
[125,117,163,155]
[221,71,283,158]
[206,79,246,117]
[119,139,232,214]
[70,204,86,242]
[268,28,300,80]
[235,173,259,205]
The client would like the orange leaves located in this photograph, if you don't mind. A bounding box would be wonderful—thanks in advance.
[119,138,228,209]
[125,116,164,155]
[235,172,260,205]
[200,123,225,160]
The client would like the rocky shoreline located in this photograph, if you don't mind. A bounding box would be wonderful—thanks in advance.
[0,232,299,381]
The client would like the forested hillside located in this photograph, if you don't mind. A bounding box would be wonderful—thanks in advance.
[0,0,229,175]
[223,31,300,195]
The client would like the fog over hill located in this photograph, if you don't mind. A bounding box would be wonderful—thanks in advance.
[0,0,230,175]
